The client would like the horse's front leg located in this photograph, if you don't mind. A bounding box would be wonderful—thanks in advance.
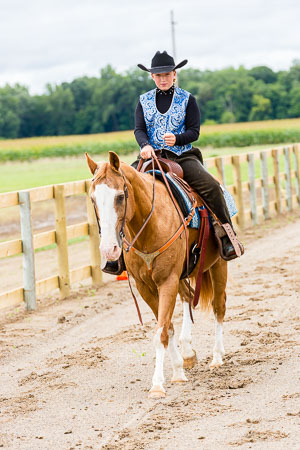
[149,274,184,398]
[150,326,167,398]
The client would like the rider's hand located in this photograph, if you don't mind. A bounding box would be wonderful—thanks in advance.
[140,145,153,159]
[163,132,176,147]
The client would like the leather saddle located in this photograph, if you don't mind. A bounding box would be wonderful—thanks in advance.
[140,156,184,179]
[139,156,203,210]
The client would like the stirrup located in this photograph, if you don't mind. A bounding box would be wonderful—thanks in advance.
[102,253,126,275]
[213,222,244,261]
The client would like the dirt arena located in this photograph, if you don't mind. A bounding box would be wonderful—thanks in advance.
[0,212,299,449]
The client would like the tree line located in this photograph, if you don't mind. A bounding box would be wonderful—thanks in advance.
[1,62,300,139]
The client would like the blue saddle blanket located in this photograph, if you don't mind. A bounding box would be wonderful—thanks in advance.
[147,170,237,229]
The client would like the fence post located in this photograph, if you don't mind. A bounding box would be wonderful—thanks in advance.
[232,155,245,229]
[215,157,226,187]
[272,148,282,214]
[86,181,102,285]
[247,153,257,225]
[260,151,270,220]
[293,144,300,206]
[54,185,70,298]
[284,146,292,211]
[19,191,36,310]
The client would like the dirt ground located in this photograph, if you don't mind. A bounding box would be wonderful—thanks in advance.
[0,213,299,449]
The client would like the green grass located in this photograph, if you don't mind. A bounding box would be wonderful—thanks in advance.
[0,157,92,193]
[0,143,291,193]
[3,236,89,258]
[0,152,139,193]
[201,143,290,158]
[208,155,285,186]
[35,236,89,252]
[205,144,287,186]
[1,125,300,162]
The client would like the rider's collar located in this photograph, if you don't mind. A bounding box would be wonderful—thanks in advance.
[156,85,175,96]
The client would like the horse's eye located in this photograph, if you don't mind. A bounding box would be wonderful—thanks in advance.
[116,193,125,204]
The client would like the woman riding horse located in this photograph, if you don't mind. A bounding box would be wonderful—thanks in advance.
[133,50,244,260]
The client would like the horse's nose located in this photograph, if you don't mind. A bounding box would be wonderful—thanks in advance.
[112,245,119,256]
[104,245,121,261]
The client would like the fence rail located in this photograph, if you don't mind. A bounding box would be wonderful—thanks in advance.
[0,144,299,310]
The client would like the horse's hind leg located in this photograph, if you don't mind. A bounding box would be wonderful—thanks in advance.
[209,258,227,369]
[168,323,188,383]
[178,281,197,369]
[179,300,197,369]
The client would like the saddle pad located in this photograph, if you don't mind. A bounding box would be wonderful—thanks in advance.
[146,170,238,228]
[220,185,238,217]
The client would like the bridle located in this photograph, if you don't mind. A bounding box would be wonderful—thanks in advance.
[91,157,156,250]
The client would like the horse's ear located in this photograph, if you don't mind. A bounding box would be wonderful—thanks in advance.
[85,152,98,175]
[109,151,120,172]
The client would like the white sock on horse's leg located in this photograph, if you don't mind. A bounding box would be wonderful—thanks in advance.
[150,327,166,396]
[179,301,195,359]
[168,328,187,383]
[210,317,225,369]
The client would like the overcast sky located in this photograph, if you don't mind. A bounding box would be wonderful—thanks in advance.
[1,0,299,94]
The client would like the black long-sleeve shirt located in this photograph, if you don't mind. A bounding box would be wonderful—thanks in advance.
[134,87,200,148]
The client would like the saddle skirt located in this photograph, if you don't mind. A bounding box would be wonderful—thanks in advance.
[146,170,237,229]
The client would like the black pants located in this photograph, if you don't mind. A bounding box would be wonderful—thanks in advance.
[132,148,232,226]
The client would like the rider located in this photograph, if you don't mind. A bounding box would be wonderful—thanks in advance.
[133,50,243,260]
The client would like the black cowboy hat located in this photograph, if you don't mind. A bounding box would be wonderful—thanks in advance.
[137,50,187,74]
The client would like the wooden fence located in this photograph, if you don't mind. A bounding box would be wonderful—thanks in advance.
[0,180,102,310]
[0,144,299,311]
[204,143,300,229]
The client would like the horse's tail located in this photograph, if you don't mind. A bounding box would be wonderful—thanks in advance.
[198,269,214,311]
[179,270,214,311]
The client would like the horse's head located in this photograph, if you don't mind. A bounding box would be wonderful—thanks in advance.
[86,152,129,268]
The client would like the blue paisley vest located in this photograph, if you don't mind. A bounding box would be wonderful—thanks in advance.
[140,86,192,155]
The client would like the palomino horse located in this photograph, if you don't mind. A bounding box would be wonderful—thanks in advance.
[86,151,227,399]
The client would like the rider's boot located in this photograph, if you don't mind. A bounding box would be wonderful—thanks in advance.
[213,220,244,261]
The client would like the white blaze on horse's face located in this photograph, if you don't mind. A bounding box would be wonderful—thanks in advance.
[94,183,122,265]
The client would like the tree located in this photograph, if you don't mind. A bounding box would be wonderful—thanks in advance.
[44,85,76,135]
[288,83,300,117]
[221,111,235,123]
[249,94,272,121]
[249,66,277,84]
[0,84,30,138]
[0,63,298,137]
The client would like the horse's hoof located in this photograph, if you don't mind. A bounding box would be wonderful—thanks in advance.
[183,350,197,369]
[171,378,188,384]
[148,386,166,399]
[210,360,223,370]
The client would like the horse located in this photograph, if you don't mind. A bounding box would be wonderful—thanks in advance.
[86,151,227,399]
